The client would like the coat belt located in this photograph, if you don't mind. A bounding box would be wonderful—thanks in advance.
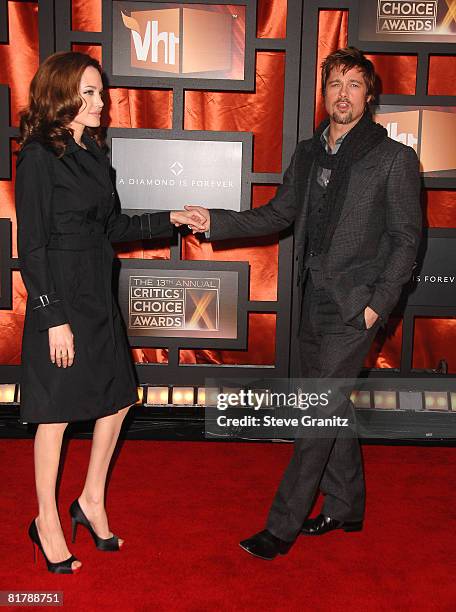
[48,232,106,250]
[47,232,117,350]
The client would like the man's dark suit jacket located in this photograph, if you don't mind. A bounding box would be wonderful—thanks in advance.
[209,135,422,328]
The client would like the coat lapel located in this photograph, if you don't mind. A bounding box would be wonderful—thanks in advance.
[292,142,314,253]
[337,156,378,224]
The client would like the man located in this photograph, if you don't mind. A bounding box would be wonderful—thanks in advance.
[185,47,422,559]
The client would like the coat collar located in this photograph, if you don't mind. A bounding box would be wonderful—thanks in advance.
[63,132,103,157]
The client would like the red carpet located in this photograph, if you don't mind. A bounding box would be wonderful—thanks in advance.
[0,439,455,611]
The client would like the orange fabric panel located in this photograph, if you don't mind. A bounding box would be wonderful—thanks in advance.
[218,313,276,365]
[131,347,168,365]
[0,2,39,125]
[413,318,456,373]
[257,0,287,39]
[365,54,417,95]
[72,43,101,62]
[182,231,279,302]
[72,0,101,32]
[428,56,456,96]
[182,185,279,302]
[424,191,456,228]
[106,88,173,130]
[0,272,25,365]
[179,313,276,365]
[185,51,285,173]
[0,3,38,365]
[364,318,403,370]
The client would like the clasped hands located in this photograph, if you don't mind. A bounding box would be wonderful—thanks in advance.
[48,207,377,368]
[170,206,210,234]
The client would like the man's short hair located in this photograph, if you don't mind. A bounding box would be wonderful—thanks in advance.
[321,47,376,100]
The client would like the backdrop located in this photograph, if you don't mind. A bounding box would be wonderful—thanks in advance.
[0,0,455,371]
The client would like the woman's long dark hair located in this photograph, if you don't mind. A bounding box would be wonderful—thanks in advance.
[19,51,104,156]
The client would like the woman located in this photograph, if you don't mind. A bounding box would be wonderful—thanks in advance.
[16,51,204,573]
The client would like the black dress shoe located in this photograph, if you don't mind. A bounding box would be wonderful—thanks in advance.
[239,530,294,560]
[301,514,363,536]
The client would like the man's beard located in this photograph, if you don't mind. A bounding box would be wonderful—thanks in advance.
[331,108,353,124]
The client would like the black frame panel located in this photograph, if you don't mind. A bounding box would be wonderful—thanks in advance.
[0,85,19,181]
[3,1,454,432]
[1,0,304,385]
[0,219,12,309]
[38,0,56,61]
[0,0,7,43]
[0,85,11,179]
[0,1,455,441]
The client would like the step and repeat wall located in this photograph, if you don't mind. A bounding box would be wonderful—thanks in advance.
[0,1,455,398]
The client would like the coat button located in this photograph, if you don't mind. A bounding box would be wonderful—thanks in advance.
[111,192,115,197]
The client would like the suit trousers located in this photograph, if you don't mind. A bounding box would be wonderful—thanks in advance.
[266,274,380,541]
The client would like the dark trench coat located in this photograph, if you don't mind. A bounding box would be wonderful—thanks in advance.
[15,133,173,423]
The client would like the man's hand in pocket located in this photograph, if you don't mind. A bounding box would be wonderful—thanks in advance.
[364,306,379,330]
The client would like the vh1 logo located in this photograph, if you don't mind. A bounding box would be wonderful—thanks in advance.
[375,107,456,175]
[120,5,233,74]
[375,109,420,149]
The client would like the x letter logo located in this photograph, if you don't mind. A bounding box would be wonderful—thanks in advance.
[442,0,456,29]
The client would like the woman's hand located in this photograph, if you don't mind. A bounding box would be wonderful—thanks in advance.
[48,323,75,368]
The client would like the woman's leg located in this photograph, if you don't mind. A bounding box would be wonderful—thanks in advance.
[77,405,131,545]
[34,423,82,570]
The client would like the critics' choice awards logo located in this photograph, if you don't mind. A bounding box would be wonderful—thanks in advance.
[118,3,241,75]
[129,276,220,331]
[375,107,456,175]
[360,0,456,41]
[376,1,438,33]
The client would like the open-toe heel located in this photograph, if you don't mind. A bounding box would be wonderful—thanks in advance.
[28,519,81,574]
[69,499,122,552]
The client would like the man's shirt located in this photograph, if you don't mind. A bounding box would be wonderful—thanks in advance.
[317,125,348,188]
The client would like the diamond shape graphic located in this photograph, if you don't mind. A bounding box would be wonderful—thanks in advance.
[170,161,184,176]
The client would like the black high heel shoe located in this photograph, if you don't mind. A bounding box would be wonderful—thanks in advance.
[28,519,81,574]
[69,499,122,552]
